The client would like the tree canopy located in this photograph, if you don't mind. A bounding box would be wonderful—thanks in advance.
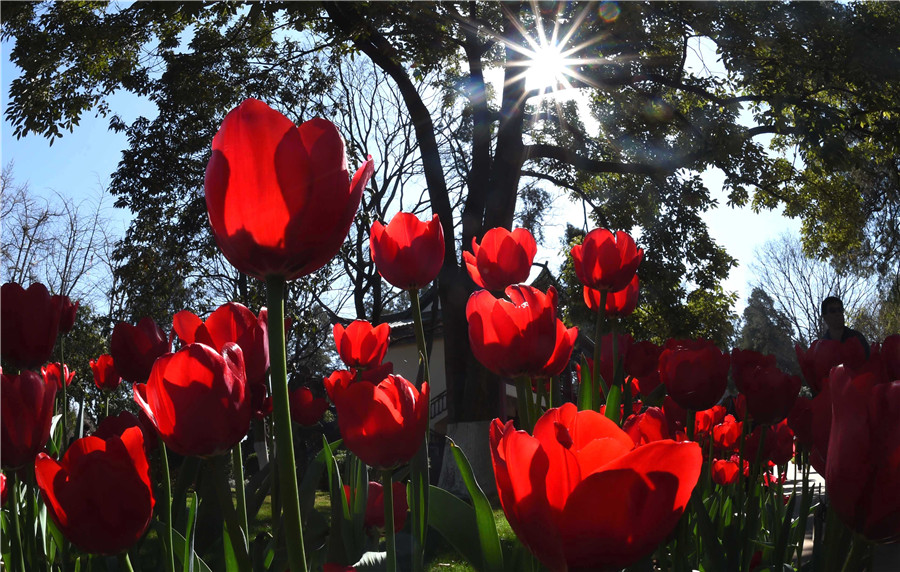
[4,1,899,421]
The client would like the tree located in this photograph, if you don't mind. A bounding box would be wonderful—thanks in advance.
[735,287,798,374]
[4,2,900,421]
[751,232,880,348]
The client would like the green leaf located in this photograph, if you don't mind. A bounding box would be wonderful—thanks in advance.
[427,485,483,567]
[151,520,213,572]
[183,492,199,572]
[605,384,622,425]
[222,523,239,572]
[449,441,504,572]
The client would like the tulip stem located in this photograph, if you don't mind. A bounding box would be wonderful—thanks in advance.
[382,470,398,572]
[118,552,135,572]
[408,286,429,572]
[9,475,27,572]
[158,439,176,572]
[231,444,249,542]
[266,275,307,572]
[514,376,535,432]
[592,292,608,412]
[211,455,251,572]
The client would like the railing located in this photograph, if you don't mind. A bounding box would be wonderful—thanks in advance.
[430,390,448,419]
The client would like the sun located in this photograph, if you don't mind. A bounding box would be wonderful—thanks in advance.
[524,43,568,93]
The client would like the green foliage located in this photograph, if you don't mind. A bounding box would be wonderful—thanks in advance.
[736,287,799,374]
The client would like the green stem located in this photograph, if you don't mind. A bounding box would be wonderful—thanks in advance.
[104,394,110,419]
[231,445,249,541]
[118,552,135,572]
[266,276,307,572]
[841,534,870,572]
[158,439,176,572]
[408,287,430,572]
[383,470,397,572]
[10,475,27,572]
[591,291,608,412]
[514,376,534,432]
[211,455,251,572]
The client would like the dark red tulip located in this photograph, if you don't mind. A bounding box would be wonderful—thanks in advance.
[795,338,866,392]
[51,294,79,333]
[746,420,794,466]
[110,317,168,383]
[331,374,428,469]
[622,407,670,446]
[882,334,900,381]
[205,98,374,280]
[625,340,662,395]
[333,320,390,370]
[712,459,740,486]
[289,387,328,426]
[173,303,269,418]
[344,481,409,534]
[42,362,76,390]
[94,411,155,455]
[571,229,643,292]
[1,370,57,470]
[370,212,444,290]
[466,285,559,378]
[732,349,800,425]
[490,403,701,571]
[538,319,578,378]
[134,343,250,457]
[576,334,633,389]
[1,282,61,368]
[659,339,730,411]
[35,425,154,555]
[826,365,900,543]
[787,396,813,450]
[809,380,833,474]
[90,354,122,392]
[463,227,537,291]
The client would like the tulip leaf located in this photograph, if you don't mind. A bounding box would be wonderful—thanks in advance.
[449,441,504,572]
[427,485,484,567]
[773,492,797,569]
[222,522,239,572]
[151,520,213,572]
[299,438,342,519]
[691,493,725,571]
[76,392,86,439]
[183,492,199,572]
[605,384,622,425]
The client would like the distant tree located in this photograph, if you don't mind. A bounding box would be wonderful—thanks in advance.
[751,233,879,347]
[736,287,798,374]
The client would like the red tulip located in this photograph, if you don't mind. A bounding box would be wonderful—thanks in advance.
[205,98,374,280]
[173,303,270,418]
[35,425,154,555]
[51,294,79,333]
[289,387,328,426]
[370,212,444,290]
[463,227,537,291]
[344,481,409,534]
[826,365,900,543]
[694,405,728,439]
[331,374,428,469]
[584,274,640,318]
[0,473,6,506]
[622,407,670,446]
[90,354,122,392]
[333,320,390,370]
[712,415,742,453]
[42,362,76,390]
[538,319,578,378]
[659,339,730,411]
[712,459,740,486]
[323,363,395,402]
[571,229,643,292]
[732,349,800,425]
[1,370,57,470]
[490,403,701,571]
[134,343,250,457]
[466,285,559,378]
[1,282,61,368]
[795,338,866,392]
[110,317,169,383]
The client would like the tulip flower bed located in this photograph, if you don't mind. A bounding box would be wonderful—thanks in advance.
[2,97,899,572]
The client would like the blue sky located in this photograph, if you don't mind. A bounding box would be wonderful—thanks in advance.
[1,35,801,315]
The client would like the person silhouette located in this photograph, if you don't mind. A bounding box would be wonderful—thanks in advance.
[820,295,870,358]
